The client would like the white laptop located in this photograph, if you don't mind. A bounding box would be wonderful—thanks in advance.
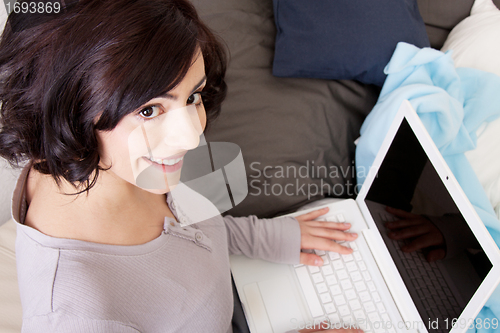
[230,100,500,333]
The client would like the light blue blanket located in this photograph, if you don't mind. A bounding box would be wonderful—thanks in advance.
[355,42,500,332]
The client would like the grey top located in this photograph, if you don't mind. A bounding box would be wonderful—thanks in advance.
[12,166,301,333]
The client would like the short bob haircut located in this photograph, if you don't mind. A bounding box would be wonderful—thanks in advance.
[0,0,227,193]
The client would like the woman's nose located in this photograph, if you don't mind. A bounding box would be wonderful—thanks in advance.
[162,106,203,149]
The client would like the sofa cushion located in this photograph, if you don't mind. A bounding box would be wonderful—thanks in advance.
[191,0,380,218]
[271,0,430,86]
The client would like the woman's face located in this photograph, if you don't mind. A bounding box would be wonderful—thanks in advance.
[97,51,207,194]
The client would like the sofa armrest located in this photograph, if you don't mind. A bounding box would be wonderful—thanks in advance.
[0,219,22,333]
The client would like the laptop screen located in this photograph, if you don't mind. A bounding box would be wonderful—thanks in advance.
[364,118,492,332]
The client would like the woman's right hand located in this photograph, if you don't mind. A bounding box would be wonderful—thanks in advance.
[295,207,358,266]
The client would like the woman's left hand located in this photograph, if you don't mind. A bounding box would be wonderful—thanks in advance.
[295,207,358,266]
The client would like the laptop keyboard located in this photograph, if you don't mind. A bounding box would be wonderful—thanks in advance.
[293,213,394,333]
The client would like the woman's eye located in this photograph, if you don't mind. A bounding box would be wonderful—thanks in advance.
[138,105,161,119]
[187,92,203,106]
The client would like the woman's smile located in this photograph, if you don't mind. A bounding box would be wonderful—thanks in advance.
[142,154,185,173]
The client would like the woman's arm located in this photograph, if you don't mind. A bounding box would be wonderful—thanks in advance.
[223,207,358,265]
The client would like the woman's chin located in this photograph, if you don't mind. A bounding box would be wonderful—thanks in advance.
[141,187,171,195]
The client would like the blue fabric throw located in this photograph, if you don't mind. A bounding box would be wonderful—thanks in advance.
[355,42,500,332]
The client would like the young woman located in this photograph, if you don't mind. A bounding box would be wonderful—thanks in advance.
[0,0,360,332]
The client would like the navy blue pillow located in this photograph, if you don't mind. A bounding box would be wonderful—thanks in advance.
[272,0,430,86]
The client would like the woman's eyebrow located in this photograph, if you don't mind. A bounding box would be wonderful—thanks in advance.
[160,76,207,101]
[191,75,207,94]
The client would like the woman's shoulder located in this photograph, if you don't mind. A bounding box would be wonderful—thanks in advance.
[23,167,169,245]
[23,167,78,235]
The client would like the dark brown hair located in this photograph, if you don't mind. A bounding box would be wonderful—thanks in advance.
[0,0,227,193]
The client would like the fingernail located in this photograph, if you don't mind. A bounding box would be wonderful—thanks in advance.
[315,258,323,266]
[343,222,351,226]
[352,233,358,238]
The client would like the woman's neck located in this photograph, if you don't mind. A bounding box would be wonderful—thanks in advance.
[25,167,174,245]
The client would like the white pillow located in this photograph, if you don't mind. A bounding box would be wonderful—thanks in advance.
[442,0,500,219]
[465,121,500,219]
[441,0,500,76]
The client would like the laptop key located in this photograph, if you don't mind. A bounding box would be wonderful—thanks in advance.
[334,294,347,306]
[346,261,358,272]
[328,251,340,260]
[354,309,366,320]
[345,288,357,300]
[312,273,324,284]
[320,293,332,304]
[363,301,376,313]
[349,299,362,310]
[342,315,354,326]
[354,281,367,292]
[332,260,344,270]
[342,254,354,262]
[340,279,353,290]
[359,291,371,302]
[367,281,377,292]
[330,285,342,295]
[338,305,350,316]
[329,313,341,324]
[376,302,386,313]
[325,302,336,314]
[367,311,381,323]
[326,275,338,286]
[336,269,348,280]
[351,271,362,282]
[316,282,328,294]
[308,266,320,274]
[358,261,367,271]
[322,265,334,276]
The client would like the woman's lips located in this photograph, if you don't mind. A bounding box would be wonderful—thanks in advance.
[142,155,184,173]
